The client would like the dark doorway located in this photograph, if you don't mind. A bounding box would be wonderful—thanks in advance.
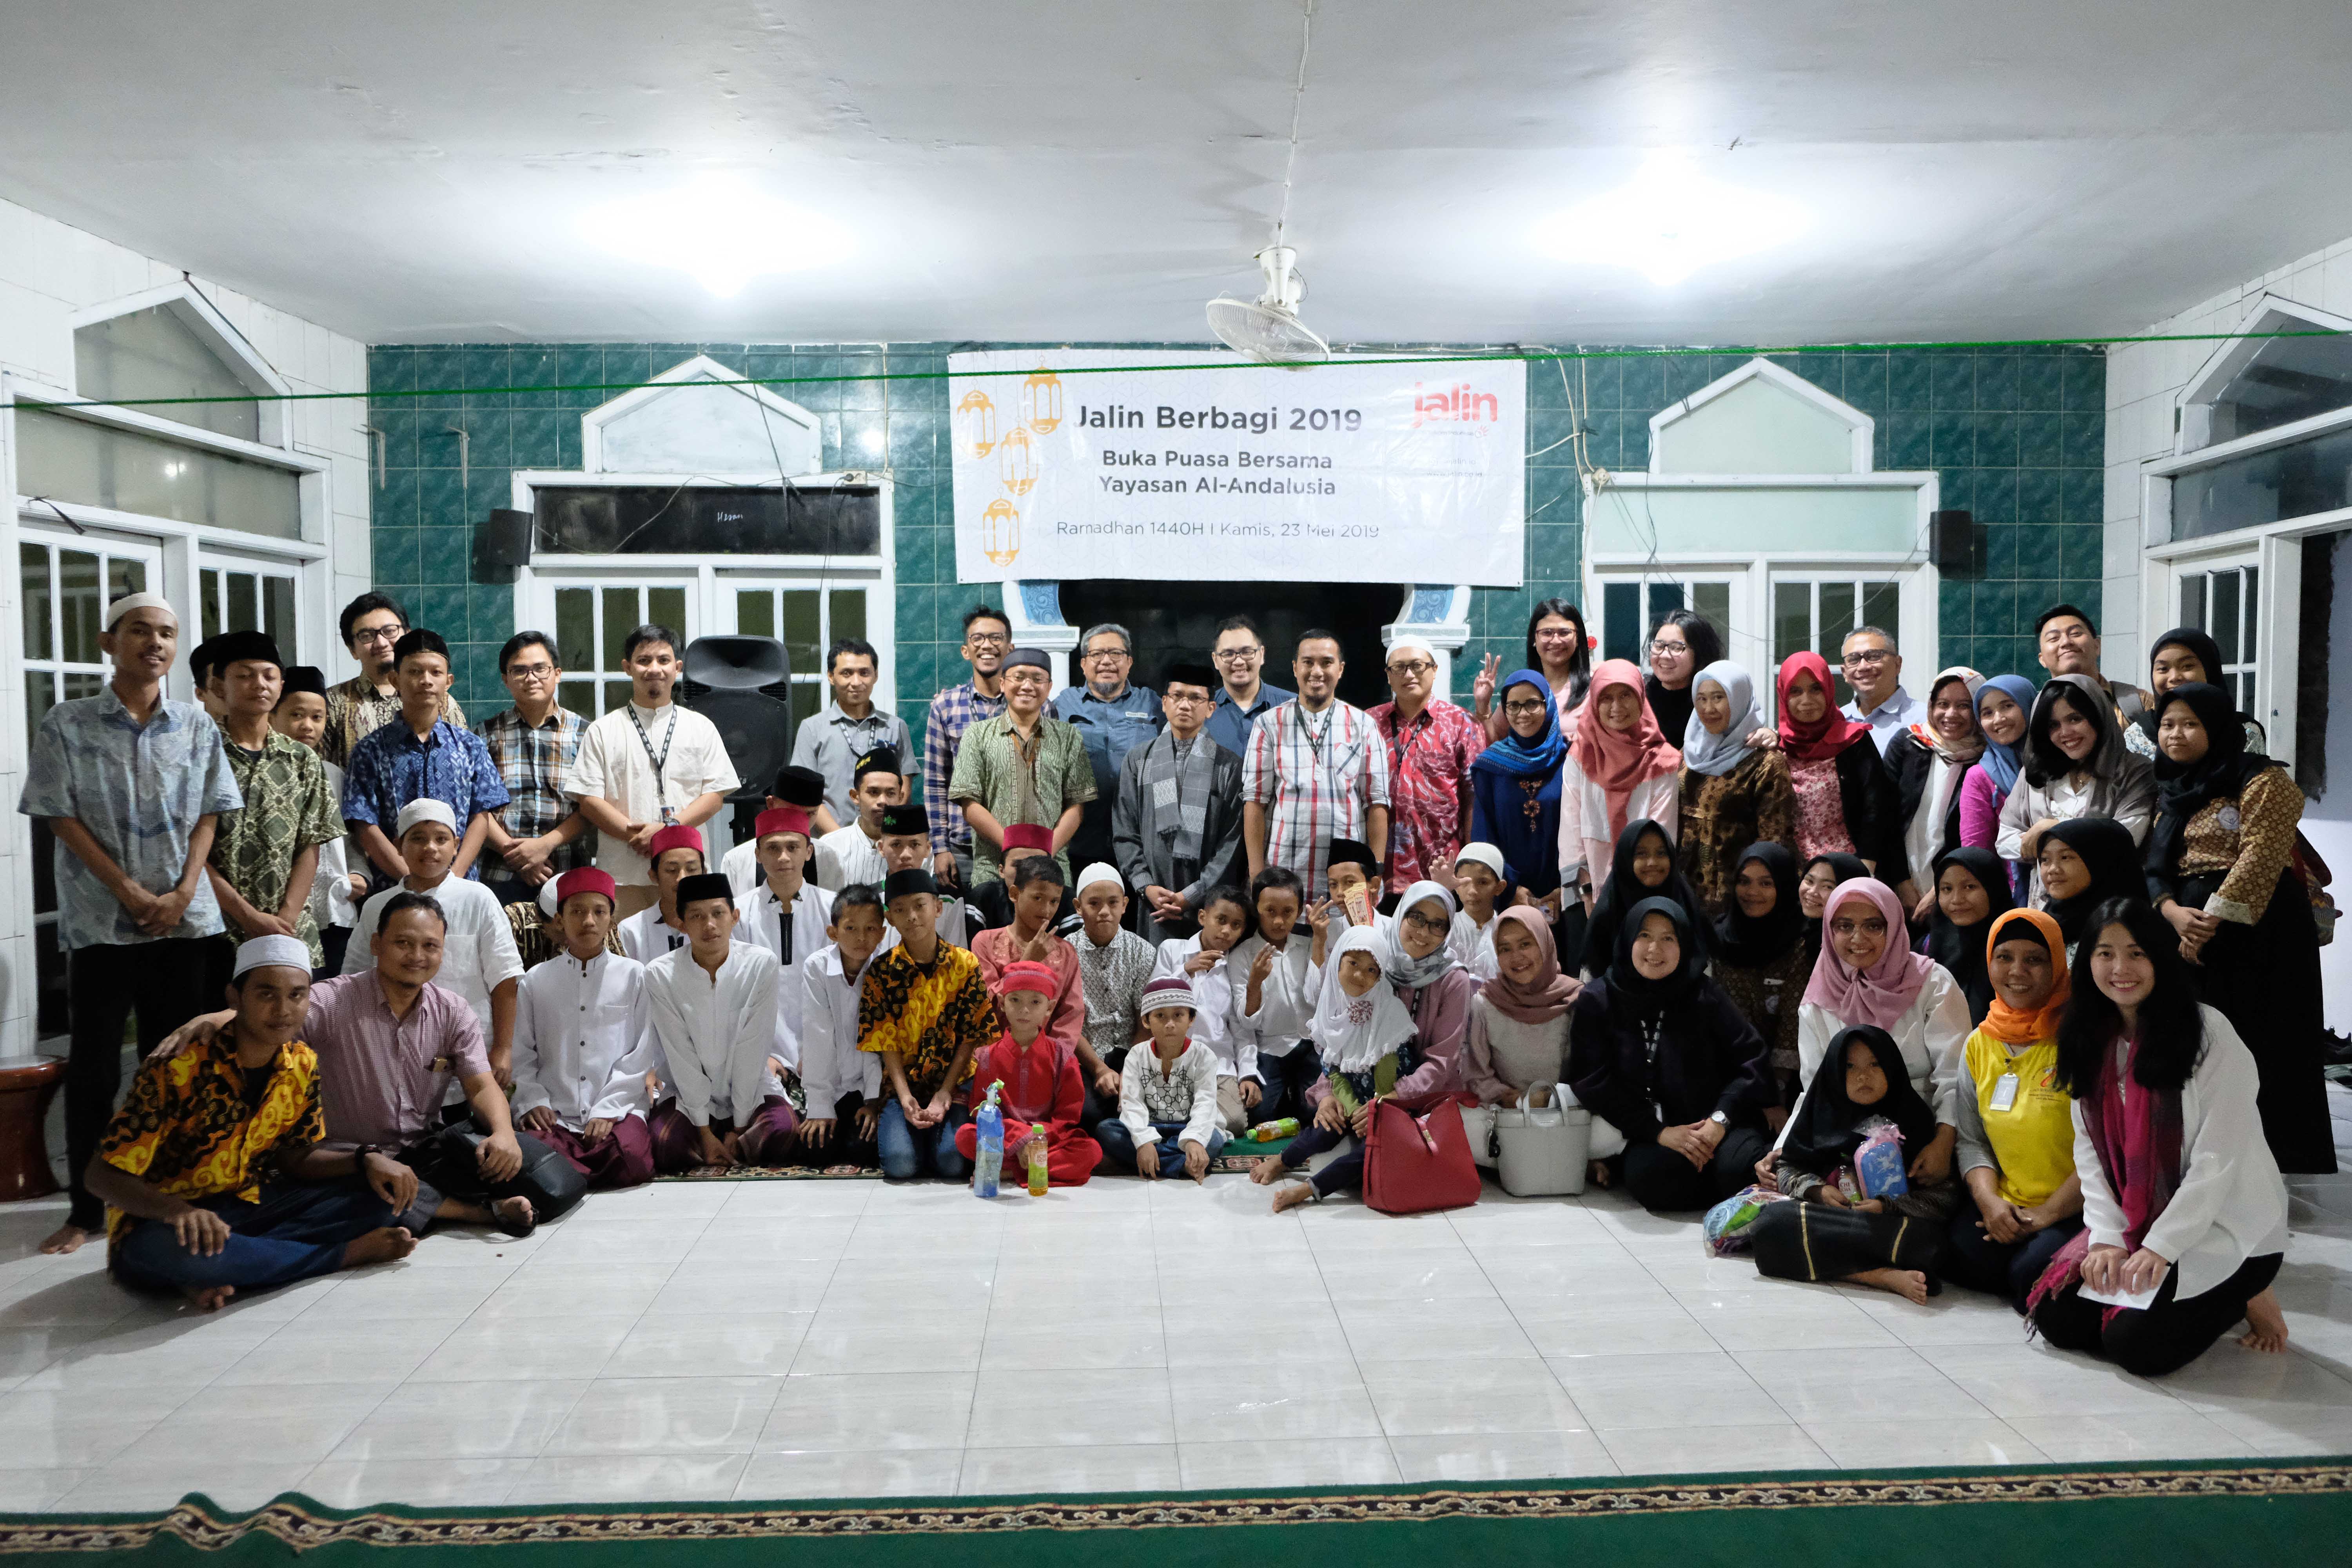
[1056,580,1403,710]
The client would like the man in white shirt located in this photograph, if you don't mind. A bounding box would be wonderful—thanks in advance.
[617,823,706,963]
[795,883,889,1170]
[813,748,904,892]
[567,624,741,918]
[1838,626,1928,757]
[341,799,525,1082]
[510,867,654,1189]
[733,806,832,1079]
[789,637,915,835]
[720,766,826,896]
[642,872,792,1171]
[1230,864,1329,1125]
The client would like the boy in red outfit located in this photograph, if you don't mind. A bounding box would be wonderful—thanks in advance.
[953,960,1103,1186]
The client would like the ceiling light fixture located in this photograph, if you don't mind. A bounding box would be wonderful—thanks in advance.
[578,175,853,297]
[1531,154,1807,286]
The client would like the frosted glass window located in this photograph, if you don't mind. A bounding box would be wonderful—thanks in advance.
[15,408,299,538]
[2196,332,2352,448]
[74,305,260,442]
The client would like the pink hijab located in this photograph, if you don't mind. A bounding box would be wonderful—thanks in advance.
[1568,658,1681,843]
[1802,878,1935,1030]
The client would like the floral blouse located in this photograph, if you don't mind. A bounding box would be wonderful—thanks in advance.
[1789,755,1856,861]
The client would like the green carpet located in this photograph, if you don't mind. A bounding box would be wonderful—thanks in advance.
[4,1462,2348,1565]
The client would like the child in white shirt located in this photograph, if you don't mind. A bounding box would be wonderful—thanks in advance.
[1098,975,1225,1181]
[1151,885,1254,1132]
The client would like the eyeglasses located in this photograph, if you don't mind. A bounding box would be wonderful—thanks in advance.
[1167,691,1210,706]
[1829,917,1889,937]
[1401,909,1450,933]
[965,632,1009,648]
[1647,639,1688,656]
[505,662,556,681]
[1841,651,1893,668]
[1213,645,1263,661]
[1503,698,1549,717]
[1533,628,1581,641]
[1387,660,1435,677]
[1083,647,1131,662]
[352,624,407,645]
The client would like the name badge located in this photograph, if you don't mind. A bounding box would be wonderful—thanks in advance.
[430,1055,454,1074]
[1990,1073,2020,1113]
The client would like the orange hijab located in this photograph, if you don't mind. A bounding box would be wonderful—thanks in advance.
[1977,907,2070,1045]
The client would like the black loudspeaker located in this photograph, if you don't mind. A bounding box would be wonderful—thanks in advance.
[475,508,533,569]
[683,636,793,806]
[1931,509,1974,572]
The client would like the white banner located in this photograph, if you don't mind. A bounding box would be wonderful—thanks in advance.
[947,349,1525,586]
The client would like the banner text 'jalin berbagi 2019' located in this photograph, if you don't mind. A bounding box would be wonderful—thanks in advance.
[947,349,1527,586]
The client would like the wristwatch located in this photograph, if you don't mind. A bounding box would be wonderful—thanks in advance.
[1708,1111,1728,1127]
[352,1143,378,1170]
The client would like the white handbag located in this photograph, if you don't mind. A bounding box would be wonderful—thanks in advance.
[1459,1103,1500,1168]
[1494,1085,1590,1197]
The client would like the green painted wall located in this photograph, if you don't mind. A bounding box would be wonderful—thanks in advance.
[365,341,2103,735]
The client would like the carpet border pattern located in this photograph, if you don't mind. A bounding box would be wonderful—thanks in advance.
[4,1462,2348,1552]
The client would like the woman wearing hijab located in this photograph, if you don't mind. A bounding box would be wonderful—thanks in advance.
[1958,674,2038,898]
[1780,878,1971,1190]
[1922,846,2016,1025]
[2028,900,2290,1375]
[1775,652,1899,873]
[1383,881,1480,1093]
[1676,661,1796,917]
[1463,907,1581,1104]
[1996,674,2156,904]
[1479,599,1593,743]
[2035,816,2142,955]
[1557,660,1680,915]
[2125,628,2266,763]
[1796,851,1872,968]
[1641,609,1724,747]
[1257,924,1423,1210]
[1577,818,1710,978]
[1945,908,2082,1312]
[1712,844,1810,1125]
[1469,670,1569,911]
[1567,897,1772,1211]
[2146,682,2330,1174]
[1884,667,1985,921]
[1751,1025,1956,1303]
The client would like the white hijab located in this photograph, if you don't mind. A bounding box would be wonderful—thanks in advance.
[1312,925,1419,1074]
[1679,659,1762,778]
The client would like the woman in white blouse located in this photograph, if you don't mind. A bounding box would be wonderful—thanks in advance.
[1763,877,1971,1187]
[2027,899,2289,1374]
[1995,674,2154,904]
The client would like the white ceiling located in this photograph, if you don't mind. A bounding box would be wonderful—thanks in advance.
[7,0,2352,347]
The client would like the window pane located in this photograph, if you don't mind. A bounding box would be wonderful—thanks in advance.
[601,588,637,671]
[559,679,596,718]
[736,590,774,639]
[21,544,50,662]
[647,587,688,643]
[200,568,221,641]
[109,557,145,601]
[830,588,866,646]
[63,673,102,701]
[24,671,54,746]
[603,679,632,714]
[1694,582,1731,637]
[2241,567,2259,662]
[227,572,258,633]
[2180,575,2203,630]
[1774,580,1811,668]
[555,588,595,674]
[264,575,294,650]
[14,408,299,539]
[534,485,882,556]
[59,550,100,665]
[1602,582,1639,663]
[72,303,261,442]
[790,681,821,728]
[1819,583,1856,655]
[1861,581,1901,648]
[1646,582,1685,627]
[2212,571,2240,664]
[781,590,821,679]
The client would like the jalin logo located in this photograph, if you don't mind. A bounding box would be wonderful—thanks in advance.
[1412,382,1500,428]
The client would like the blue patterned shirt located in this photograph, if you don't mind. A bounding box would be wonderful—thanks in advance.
[18,688,242,949]
[341,717,512,880]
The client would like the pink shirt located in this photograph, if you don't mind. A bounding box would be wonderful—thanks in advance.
[305,973,490,1148]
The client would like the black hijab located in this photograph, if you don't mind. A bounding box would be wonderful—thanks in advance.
[1923,845,2016,1025]
[1798,851,1873,966]
[1714,842,1804,970]
[1580,818,1710,974]
[2138,628,2231,746]
[1780,1025,1941,1177]
[2039,815,2142,946]
[2145,682,2287,884]
[1605,895,1708,1009]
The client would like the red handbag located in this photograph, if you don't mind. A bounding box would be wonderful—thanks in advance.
[1363,1093,1483,1215]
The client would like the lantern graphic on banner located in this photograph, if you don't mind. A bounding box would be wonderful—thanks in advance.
[997,426,1039,496]
[955,390,998,457]
[1020,369,1063,433]
[982,499,1021,566]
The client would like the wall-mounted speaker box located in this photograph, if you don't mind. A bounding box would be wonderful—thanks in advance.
[474,508,534,573]
[1931,509,1974,572]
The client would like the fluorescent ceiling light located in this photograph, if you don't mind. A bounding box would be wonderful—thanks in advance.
[1531,155,1807,286]
[578,175,853,297]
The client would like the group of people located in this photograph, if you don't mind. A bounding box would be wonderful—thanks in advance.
[24,585,2329,1378]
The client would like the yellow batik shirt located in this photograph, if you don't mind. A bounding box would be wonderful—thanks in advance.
[96,1034,326,1252]
[857,943,994,1102]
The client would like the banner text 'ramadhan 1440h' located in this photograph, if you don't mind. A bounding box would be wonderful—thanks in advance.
[947,350,1527,587]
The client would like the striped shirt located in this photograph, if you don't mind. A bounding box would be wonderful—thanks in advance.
[922,679,1007,858]
[1241,699,1390,899]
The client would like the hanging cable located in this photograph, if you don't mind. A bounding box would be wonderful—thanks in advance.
[1272,0,1314,250]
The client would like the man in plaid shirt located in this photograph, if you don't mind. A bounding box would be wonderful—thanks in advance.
[1242,630,1391,900]
[474,632,594,907]
[1367,633,1485,894]
[921,604,1009,893]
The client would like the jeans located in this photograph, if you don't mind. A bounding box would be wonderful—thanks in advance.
[1943,1209,2085,1314]
[1095,1119,1228,1174]
[877,1099,972,1180]
[111,1180,397,1296]
[65,939,218,1230]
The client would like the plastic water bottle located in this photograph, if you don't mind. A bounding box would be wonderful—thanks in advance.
[973,1084,1004,1199]
[1244,1117,1301,1142]
[1025,1126,1049,1196]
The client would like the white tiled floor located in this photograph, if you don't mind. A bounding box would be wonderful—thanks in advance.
[5,1096,2352,1514]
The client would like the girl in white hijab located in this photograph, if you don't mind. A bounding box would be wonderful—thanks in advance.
[1252,925,1420,1210]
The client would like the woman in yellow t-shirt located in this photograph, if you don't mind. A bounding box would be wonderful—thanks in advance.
[1945,907,2082,1310]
